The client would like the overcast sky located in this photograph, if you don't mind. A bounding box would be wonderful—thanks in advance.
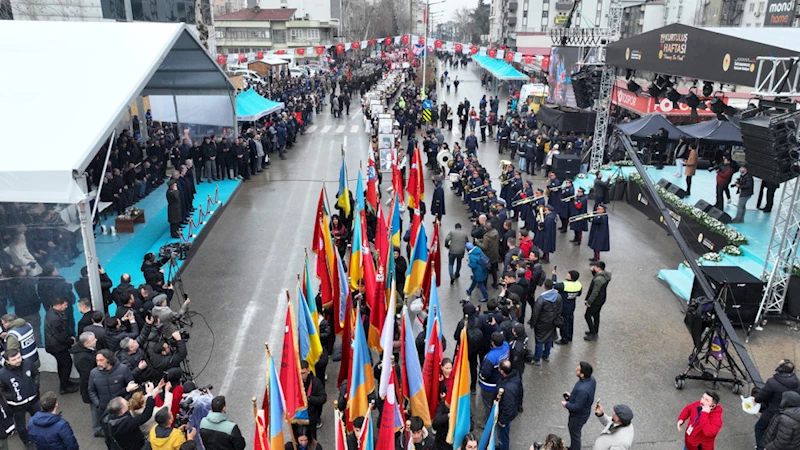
[433,0,487,23]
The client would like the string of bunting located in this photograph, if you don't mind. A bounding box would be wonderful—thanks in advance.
[215,34,550,70]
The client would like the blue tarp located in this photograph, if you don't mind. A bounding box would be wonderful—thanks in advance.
[473,54,529,81]
[236,88,284,121]
[678,120,742,143]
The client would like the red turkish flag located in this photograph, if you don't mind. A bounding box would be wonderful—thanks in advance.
[369,39,376,45]
[385,37,393,46]
[237,53,246,63]
[470,45,478,55]
[351,41,360,49]
[315,46,325,55]
[275,49,286,55]
[542,55,551,72]
[418,36,425,45]
[455,43,463,53]
[336,43,345,54]
[256,51,264,60]
[401,34,409,45]
[434,39,442,49]
[505,51,514,63]
[296,47,305,56]
[216,54,226,65]
[488,48,497,58]
[524,55,533,65]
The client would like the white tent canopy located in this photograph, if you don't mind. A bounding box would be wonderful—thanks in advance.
[0,21,235,204]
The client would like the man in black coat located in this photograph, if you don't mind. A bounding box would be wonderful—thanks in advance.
[104,383,158,450]
[71,332,100,435]
[761,391,800,450]
[431,176,446,221]
[299,360,327,440]
[495,360,521,450]
[754,359,800,449]
[44,297,78,394]
[111,273,136,307]
[166,180,182,238]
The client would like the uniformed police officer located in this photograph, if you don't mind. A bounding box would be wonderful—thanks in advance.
[552,270,583,345]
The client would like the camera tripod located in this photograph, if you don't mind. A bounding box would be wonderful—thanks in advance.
[165,255,195,381]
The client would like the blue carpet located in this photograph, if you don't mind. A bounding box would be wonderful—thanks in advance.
[25,179,240,328]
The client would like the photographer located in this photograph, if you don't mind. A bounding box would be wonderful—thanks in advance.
[148,331,188,374]
[104,382,158,450]
[150,407,197,449]
[712,155,735,209]
[152,295,190,339]
[116,315,157,383]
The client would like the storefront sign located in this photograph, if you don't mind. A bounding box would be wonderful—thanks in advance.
[764,0,796,26]
[612,86,726,117]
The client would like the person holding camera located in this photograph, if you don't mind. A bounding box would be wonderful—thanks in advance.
[103,381,157,450]
[591,403,634,450]
[713,155,735,209]
[152,295,190,339]
[731,163,754,223]
[150,407,197,449]
[148,330,188,375]
[562,362,596,450]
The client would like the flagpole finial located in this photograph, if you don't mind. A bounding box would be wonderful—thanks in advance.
[264,342,270,352]
[333,400,339,409]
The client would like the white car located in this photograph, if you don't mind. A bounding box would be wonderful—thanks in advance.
[289,67,308,78]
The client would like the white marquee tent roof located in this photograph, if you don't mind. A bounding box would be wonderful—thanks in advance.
[0,21,235,204]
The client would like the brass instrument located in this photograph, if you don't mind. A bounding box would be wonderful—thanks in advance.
[511,196,539,207]
[568,212,608,223]
[499,160,512,180]
[501,178,515,186]
[472,195,489,201]
[561,194,577,202]
[536,205,546,223]
[548,185,565,192]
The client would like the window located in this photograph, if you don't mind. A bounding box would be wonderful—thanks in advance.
[543,2,549,10]
[523,11,527,18]
[289,29,305,41]
[746,22,752,26]
[597,2,602,10]
[523,17,528,26]
[758,1,764,10]
[524,0,528,10]
[307,29,320,40]
[273,30,287,44]
[749,2,754,11]
[215,30,224,39]
[542,16,548,26]
[596,12,602,24]
[678,5,683,17]
[542,10,548,18]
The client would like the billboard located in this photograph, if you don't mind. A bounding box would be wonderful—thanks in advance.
[547,46,600,108]
[764,0,796,26]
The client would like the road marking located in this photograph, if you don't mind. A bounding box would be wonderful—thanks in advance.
[306,125,317,133]
[220,300,259,394]
[344,135,348,147]
[350,125,359,133]
[351,111,361,121]
[335,125,345,134]
[321,125,332,134]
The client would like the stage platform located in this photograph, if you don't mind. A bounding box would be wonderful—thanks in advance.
[26,179,241,325]
[571,164,777,303]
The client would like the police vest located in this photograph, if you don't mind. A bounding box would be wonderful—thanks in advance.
[562,280,583,301]
[7,324,39,364]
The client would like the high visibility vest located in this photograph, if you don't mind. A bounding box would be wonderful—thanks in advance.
[562,280,583,301]
[7,323,39,364]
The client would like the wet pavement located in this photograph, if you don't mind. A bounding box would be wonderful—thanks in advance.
[37,59,800,450]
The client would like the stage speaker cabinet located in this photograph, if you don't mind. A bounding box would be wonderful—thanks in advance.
[694,199,714,213]
[741,116,799,184]
[706,206,732,224]
[553,153,581,180]
[656,178,688,199]
[690,266,764,327]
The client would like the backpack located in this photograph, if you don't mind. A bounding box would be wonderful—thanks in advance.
[479,253,491,271]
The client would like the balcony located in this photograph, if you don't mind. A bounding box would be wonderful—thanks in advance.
[508,1,518,12]
[508,16,517,26]
[555,0,573,11]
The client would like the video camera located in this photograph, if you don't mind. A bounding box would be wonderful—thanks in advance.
[174,384,213,427]
[158,242,189,261]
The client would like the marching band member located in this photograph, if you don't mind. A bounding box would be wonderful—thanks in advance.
[558,179,575,232]
[546,172,561,208]
[538,204,558,263]
[515,181,535,229]
[569,187,588,245]
[503,172,523,215]
[588,205,610,262]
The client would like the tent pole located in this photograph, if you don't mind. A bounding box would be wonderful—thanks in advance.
[137,97,149,142]
[90,130,116,222]
[229,88,238,138]
[76,174,105,312]
[173,95,182,142]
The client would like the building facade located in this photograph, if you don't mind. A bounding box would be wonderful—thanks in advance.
[215,6,336,54]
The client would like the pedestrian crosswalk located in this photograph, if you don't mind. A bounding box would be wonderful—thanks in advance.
[306,124,366,135]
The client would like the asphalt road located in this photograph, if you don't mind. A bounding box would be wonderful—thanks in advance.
[36,60,789,450]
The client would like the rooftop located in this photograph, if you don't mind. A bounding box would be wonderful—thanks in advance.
[216,7,297,21]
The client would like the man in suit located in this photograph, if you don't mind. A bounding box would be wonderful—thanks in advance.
[431,175,446,222]
[166,180,182,238]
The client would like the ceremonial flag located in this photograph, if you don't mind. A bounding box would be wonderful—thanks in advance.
[334,407,348,450]
[297,283,323,373]
[266,346,287,450]
[367,261,386,352]
[278,291,308,422]
[425,274,443,350]
[303,250,319,326]
[390,193,402,248]
[312,186,327,253]
[404,222,428,296]
[366,152,378,212]
[446,324,471,445]
[356,168,366,212]
[375,204,388,268]
[337,297,353,386]
[318,218,335,309]
[347,303,375,422]
[391,152,405,204]
[337,153,351,218]
[401,306,431,426]
[407,146,421,209]
[409,210,421,249]
[253,402,268,450]
[358,403,376,450]
[479,393,501,450]
[377,368,405,449]
[378,281,397,398]
[421,313,443,420]
[334,243,349,335]
[349,177,364,288]
[421,220,441,304]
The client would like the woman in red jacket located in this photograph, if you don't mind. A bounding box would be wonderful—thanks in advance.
[677,391,724,450]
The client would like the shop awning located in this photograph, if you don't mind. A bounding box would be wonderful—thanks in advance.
[678,120,742,143]
[236,88,284,121]
[616,113,689,140]
[473,54,529,81]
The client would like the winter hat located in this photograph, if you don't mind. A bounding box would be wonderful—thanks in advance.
[462,302,477,315]
[466,242,475,251]
[613,404,634,425]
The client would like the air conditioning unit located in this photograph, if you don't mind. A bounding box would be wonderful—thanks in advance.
[754,11,760,16]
